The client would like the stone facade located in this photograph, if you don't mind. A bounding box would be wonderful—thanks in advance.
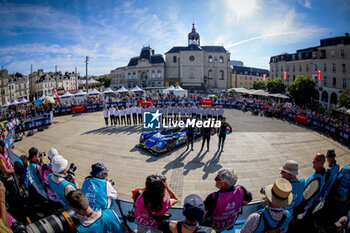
[270,33,350,105]
[165,24,231,90]
[231,66,269,89]
[110,47,165,90]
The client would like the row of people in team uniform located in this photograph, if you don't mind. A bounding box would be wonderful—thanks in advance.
[102,104,225,126]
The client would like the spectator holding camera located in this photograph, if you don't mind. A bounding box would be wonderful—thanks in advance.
[48,155,78,207]
[81,162,117,211]
[134,174,178,233]
[27,147,48,199]
[204,168,252,232]
[66,190,124,233]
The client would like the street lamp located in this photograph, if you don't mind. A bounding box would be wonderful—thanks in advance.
[85,56,89,93]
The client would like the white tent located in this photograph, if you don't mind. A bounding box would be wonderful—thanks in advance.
[173,85,188,97]
[61,91,73,98]
[39,95,46,100]
[11,100,19,105]
[87,88,101,96]
[162,85,175,94]
[18,98,28,104]
[116,86,129,93]
[74,90,87,96]
[1,101,11,108]
[130,86,144,93]
[50,94,57,99]
[60,91,73,103]
[103,87,115,94]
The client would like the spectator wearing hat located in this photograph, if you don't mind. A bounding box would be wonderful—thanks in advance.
[240,178,293,233]
[204,168,252,232]
[48,155,78,206]
[318,149,339,203]
[280,160,305,215]
[161,194,215,233]
[66,190,124,233]
[81,162,117,211]
[27,147,48,199]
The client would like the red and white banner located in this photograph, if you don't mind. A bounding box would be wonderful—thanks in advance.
[318,69,322,81]
[294,114,309,124]
[140,100,154,106]
[53,88,60,103]
[283,71,287,80]
[263,74,266,81]
[201,99,214,105]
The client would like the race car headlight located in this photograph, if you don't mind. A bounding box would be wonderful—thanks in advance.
[140,135,144,142]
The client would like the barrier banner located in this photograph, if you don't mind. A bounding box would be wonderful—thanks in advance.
[72,106,85,113]
[140,100,154,106]
[294,114,309,124]
[201,99,214,105]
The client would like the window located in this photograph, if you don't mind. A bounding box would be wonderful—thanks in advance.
[219,70,225,80]
[299,65,302,72]
[341,49,345,58]
[342,64,346,73]
[333,63,336,73]
[157,71,162,78]
[333,78,336,88]
[324,76,327,87]
[151,82,155,87]
[324,64,327,72]
[133,73,136,79]
[331,50,335,57]
[158,82,161,87]
[281,66,283,72]
[208,56,212,63]
[286,65,289,72]
[306,64,309,72]
[219,56,224,63]
[250,77,252,80]
[151,71,155,79]
[208,70,213,79]
[128,73,131,79]
[293,65,295,72]
[173,56,177,63]
[287,75,289,82]
[245,76,247,80]
[343,79,346,89]
[189,55,195,61]
[293,75,296,81]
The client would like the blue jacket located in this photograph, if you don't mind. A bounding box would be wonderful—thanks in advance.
[48,173,76,206]
[254,208,291,233]
[81,177,108,211]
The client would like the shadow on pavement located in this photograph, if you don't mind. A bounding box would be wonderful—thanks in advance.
[183,150,207,175]
[81,125,143,136]
[162,149,191,175]
[202,150,223,180]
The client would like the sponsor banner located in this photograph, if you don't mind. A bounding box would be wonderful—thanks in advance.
[201,99,214,105]
[24,117,51,130]
[72,106,85,113]
[140,100,154,106]
[294,114,309,124]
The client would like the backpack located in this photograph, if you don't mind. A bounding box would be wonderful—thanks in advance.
[259,211,287,233]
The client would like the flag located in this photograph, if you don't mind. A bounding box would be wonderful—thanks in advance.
[318,69,322,81]
[263,74,266,81]
[283,71,287,80]
[54,88,60,103]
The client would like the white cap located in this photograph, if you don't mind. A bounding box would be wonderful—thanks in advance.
[48,148,58,160]
[51,155,68,173]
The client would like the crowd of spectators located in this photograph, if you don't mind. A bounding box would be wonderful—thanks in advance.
[0,131,349,232]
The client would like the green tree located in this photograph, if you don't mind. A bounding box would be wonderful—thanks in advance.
[339,94,350,108]
[96,74,111,87]
[266,78,286,94]
[250,80,266,90]
[287,75,318,105]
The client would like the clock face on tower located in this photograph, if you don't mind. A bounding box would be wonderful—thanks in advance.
[189,55,195,61]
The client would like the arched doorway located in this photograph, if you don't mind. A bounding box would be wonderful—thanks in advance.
[330,92,338,105]
[321,91,329,103]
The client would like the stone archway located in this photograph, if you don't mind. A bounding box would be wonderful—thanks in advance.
[321,91,329,103]
[330,92,338,105]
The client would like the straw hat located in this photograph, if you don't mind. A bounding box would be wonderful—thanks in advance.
[265,178,293,207]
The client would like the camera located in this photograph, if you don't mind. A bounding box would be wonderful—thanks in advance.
[260,186,266,195]
[39,152,46,157]
[65,163,77,183]
[12,208,80,233]
[109,179,115,186]
[155,173,166,182]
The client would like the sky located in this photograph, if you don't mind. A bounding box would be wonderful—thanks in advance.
[0,0,349,76]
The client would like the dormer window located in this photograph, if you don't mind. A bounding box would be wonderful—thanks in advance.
[208,56,212,63]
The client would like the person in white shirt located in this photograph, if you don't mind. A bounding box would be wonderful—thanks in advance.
[103,106,109,127]
[186,104,192,120]
[167,104,173,123]
[218,105,224,120]
[173,104,179,121]
[131,104,138,125]
[213,107,219,121]
[114,107,120,126]
[161,105,168,124]
[191,104,197,118]
[109,106,115,126]
[125,105,131,125]
[120,107,126,126]
[180,104,186,120]
[138,105,143,124]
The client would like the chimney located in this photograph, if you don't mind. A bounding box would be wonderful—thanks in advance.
[38,69,43,76]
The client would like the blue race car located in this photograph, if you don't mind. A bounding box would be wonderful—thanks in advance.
[138,127,200,154]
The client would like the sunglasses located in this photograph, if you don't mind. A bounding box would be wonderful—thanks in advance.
[214,177,221,181]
